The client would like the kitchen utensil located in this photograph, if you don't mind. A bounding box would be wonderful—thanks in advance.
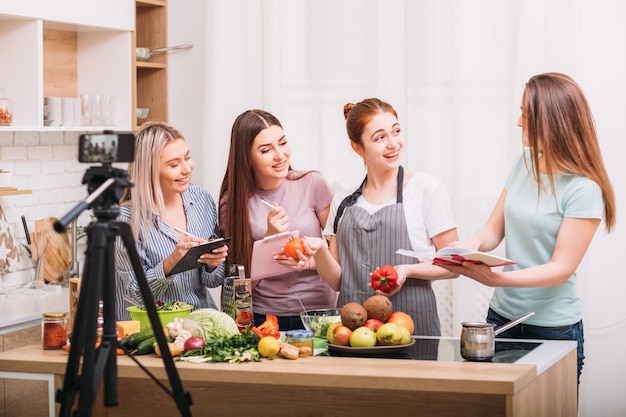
[135,44,193,61]
[30,218,71,284]
[136,107,149,125]
[123,294,140,307]
[460,311,535,361]
[32,229,49,286]
[295,292,308,315]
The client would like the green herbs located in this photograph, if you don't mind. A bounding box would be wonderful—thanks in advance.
[138,301,193,311]
[181,329,261,363]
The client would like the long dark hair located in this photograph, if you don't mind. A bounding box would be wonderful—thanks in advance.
[219,110,287,273]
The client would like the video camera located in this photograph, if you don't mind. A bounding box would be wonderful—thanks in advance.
[79,132,135,164]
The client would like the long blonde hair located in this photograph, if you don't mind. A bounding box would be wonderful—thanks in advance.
[121,121,185,240]
[522,72,616,232]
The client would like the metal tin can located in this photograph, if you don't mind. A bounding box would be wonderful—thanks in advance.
[42,312,67,349]
[285,330,314,356]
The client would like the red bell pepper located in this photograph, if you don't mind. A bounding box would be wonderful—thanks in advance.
[371,265,398,293]
[250,314,281,339]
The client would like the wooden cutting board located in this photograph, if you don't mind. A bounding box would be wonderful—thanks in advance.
[30,217,71,283]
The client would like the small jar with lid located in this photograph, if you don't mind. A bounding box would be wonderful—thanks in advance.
[284,330,314,356]
[42,312,67,349]
[0,88,13,126]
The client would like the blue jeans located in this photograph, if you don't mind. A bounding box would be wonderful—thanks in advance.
[487,308,584,384]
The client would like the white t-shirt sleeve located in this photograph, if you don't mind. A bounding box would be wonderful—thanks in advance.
[403,173,457,259]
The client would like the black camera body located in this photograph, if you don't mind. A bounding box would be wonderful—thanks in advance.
[79,132,135,164]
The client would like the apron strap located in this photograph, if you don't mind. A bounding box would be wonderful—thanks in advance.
[333,177,366,234]
[396,165,404,204]
[333,165,404,233]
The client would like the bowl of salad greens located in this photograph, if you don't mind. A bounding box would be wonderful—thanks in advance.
[300,308,342,338]
[128,301,193,330]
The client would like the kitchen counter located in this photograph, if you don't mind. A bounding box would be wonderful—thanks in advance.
[0,336,577,417]
[0,285,69,334]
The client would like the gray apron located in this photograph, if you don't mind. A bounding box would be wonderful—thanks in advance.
[335,166,441,336]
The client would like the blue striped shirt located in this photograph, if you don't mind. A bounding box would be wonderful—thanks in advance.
[114,184,225,320]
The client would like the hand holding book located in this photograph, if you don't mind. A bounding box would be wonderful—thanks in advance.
[396,248,515,267]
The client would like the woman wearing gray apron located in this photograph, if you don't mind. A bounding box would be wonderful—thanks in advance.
[305,98,458,336]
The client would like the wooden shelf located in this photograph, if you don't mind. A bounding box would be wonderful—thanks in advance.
[0,188,32,196]
[132,0,168,130]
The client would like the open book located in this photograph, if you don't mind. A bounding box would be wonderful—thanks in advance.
[396,248,515,267]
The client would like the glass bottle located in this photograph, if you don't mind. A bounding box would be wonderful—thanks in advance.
[0,88,12,126]
[42,312,67,349]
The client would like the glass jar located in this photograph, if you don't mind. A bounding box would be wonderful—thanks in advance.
[0,88,12,126]
[284,330,314,356]
[42,312,67,349]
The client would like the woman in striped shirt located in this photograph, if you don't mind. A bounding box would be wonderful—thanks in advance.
[114,121,227,320]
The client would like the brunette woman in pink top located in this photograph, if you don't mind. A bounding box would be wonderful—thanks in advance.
[219,109,337,330]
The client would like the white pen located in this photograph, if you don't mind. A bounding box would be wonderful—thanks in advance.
[260,198,276,209]
[173,226,208,243]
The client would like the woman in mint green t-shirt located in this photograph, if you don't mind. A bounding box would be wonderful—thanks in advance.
[436,73,616,384]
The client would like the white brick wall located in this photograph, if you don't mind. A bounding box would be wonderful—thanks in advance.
[0,130,95,288]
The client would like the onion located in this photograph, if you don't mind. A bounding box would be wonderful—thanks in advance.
[183,336,206,352]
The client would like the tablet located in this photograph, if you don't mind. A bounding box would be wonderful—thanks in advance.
[166,237,231,277]
[250,230,299,280]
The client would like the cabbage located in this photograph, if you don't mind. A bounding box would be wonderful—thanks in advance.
[182,308,240,340]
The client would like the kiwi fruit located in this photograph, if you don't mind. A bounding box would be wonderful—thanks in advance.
[340,302,368,330]
[362,295,393,322]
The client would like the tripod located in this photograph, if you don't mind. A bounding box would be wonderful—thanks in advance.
[53,164,193,417]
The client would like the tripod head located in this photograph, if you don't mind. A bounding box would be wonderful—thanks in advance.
[84,164,132,221]
[54,164,133,233]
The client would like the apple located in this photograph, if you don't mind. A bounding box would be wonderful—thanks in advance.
[363,318,383,332]
[386,311,415,335]
[349,326,377,347]
[326,322,342,339]
[328,324,352,346]
[376,323,404,346]
[398,325,412,345]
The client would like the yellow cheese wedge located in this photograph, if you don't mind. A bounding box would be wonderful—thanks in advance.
[116,320,140,337]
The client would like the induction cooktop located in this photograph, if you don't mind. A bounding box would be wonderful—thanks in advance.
[327,337,542,363]
[407,337,543,363]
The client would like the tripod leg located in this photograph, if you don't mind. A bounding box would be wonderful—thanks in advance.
[117,221,193,417]
[102,225,119,407]
[56,226,105,417]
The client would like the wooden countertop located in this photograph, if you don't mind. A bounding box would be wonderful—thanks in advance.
[0,344,537,396]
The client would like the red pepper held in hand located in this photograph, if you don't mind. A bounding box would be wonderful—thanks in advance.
[251,314,281,339]
[371,264,398,293]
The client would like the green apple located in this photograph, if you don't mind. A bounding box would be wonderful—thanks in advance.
[398,325,412,345]
[376,322,404,346]
[349,326,377,347]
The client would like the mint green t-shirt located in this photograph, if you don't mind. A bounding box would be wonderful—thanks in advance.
[490,151,604,327]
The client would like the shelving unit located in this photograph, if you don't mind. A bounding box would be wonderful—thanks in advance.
[133,0,168,130]
[0,1,134,131]
[0,189,32,197]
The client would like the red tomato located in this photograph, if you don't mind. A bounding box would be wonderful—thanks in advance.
[284,237,304,259]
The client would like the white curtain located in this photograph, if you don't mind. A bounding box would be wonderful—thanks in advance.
[200,0,586,332]
[182,1,626,415]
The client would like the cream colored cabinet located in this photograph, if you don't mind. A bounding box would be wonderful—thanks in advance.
[0,0,134,131]
[0,326,47,417]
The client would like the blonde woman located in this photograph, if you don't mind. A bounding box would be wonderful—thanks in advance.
[114,121,227,320]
